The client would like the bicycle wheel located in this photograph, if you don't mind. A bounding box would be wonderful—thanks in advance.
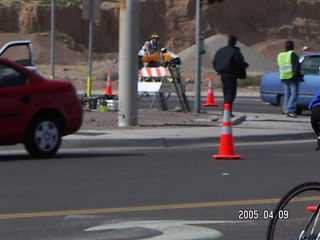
[267,182,320,240]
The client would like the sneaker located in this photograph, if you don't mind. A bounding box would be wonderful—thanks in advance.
[287,113,297,118]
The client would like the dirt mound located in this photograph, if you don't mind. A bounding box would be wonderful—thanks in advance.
[179,35,278,76]
[0,32,86,65]
[0,32,118,92]
[251,39,311,61]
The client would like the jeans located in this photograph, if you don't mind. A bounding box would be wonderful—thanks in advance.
[283,79,299,114]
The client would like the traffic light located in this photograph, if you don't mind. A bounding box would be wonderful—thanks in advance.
[207,0,223,3]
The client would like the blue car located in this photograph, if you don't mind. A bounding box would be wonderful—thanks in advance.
[260,53,320,114]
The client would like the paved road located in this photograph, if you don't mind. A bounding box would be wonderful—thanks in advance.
[0,139,318,240]
[139,95,304,115]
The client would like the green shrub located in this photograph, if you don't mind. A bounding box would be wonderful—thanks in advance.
[40,0,81,5]
[238,75,261,87]
[12,1,22,5]
[40,0,118,5]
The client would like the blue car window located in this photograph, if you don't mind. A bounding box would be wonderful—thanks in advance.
[301,56,320,75]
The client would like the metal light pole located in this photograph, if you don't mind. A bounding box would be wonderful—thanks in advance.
[82,0,100,97]
[118,0,139,127]
[87,0,94,97]
[194,0,203,113]
[50,0,56,79]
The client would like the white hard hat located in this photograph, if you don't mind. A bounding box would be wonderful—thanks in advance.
[161,48,167,53]
[302,46,310,51]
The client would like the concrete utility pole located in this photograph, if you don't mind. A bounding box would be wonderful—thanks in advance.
[50,0,56,79]
[194,0,203,113]
[118,0,139,127]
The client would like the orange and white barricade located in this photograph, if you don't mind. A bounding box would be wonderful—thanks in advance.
[138,66,167,78]
[138,67,171,93]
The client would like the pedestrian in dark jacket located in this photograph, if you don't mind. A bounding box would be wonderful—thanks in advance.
[213,34,249,117]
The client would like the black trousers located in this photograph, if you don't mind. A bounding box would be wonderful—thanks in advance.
[221,73,238,112]
[138,56,144,69]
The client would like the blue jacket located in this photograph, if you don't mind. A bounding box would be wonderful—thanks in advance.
[308,89,320,109]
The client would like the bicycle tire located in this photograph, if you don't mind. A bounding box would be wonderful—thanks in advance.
[267,182,320,240]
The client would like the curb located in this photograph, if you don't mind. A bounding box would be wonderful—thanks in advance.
[61,132,315,149]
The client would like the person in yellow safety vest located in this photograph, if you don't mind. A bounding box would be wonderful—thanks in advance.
[138,33,161,69]
[160,48,181,68]
[277,40,304,118]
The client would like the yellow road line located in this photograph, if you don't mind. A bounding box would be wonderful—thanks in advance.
[0,197,318,220]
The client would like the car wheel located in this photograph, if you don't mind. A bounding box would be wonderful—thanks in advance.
[24,116,61,158]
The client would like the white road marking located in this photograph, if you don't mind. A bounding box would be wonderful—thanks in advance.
[85,220,250,240]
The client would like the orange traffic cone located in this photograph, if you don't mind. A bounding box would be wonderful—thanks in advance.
[105,72,113,96]
[213,103,241,159]
[203,76,219,106]
[307,206,318,212]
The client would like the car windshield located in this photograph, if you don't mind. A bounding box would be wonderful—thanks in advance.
[300,55,320,75]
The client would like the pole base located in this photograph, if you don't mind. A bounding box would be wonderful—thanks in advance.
[203,103,219,106]
[213,154,241,159]
[102,94,116,100]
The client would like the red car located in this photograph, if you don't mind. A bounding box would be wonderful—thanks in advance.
[0,58,83,157]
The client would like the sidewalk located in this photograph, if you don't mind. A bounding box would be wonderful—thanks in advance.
[62,108,314,149]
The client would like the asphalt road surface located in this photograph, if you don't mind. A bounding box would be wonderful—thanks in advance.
[138,95,298,115]
[0,139,319,240]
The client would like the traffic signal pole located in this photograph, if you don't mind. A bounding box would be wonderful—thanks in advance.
[50,0,55,79]
[118,0,139,127]
[195,0,223,112]
[82,0,100,98]
[87,0,94,97]
[194,0,202,113]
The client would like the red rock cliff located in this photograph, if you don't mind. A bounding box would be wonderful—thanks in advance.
[0,0,319,53]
